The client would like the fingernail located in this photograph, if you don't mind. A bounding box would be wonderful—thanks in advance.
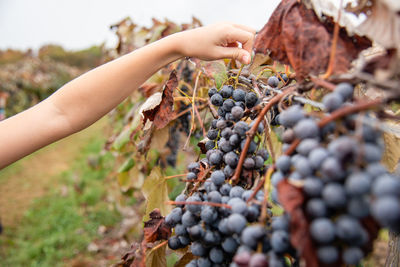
[242,54,249,64]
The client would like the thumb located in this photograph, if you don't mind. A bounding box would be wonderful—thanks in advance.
[217,46,251,65]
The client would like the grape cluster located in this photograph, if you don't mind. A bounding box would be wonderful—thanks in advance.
[273,83,400,265]
[164,83,297,266]
[166,178,270,266]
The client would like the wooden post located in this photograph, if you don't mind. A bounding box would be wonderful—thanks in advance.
[385,231,400,267]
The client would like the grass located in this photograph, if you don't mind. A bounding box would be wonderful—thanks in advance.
[0,130,121,267]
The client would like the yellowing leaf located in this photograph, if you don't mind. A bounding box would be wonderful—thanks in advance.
[268,128,283,162]
[174,253,195,267]
[201,60,228,89]
[149,126,170,151]
[145,241,167,267]
[142,167,171,221]
[382,122,400,172]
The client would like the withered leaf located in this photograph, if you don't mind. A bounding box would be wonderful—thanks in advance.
[277,180,318,267]
[142,70,177,129]
[143,208,172,243]
[254,0,372,81]
[174,253,195,267]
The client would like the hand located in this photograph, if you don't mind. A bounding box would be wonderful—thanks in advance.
[174,22,256,64]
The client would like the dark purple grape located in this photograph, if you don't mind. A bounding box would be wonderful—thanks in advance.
[218,107,226,117]
[240,140,257,154]
[234,121,249,137]
[208,87,218,97]
[268,76,279,87]
[321,157,345,181]
[231,106,244,120]
[204,230,221,246]
[216,119,227,129]
[276,155,291,173]
[222,237,239,254]
[271,215,289,232]
[254,156,265,169]
[308,147,329,169]
[293,156,312,177]
[317,246,338,264]
[372,196,400,229]
[257,149,269,161]
[227,214,247,234]
[282,129,295,144]
[322,92,343,112]
[245,92,258,108]
[345,172,372,196]
[335,215,364,243]
[201,206,218,224]
[271,171,284,187]
[310,218,335,244]
[188,224,205,240]
[175,224,187,236]
[186,172,197,181]
[220,85,234,98]
[233,88,246,102]
[191,241,207,256]
[241,225,266,249]
[303,177,324,197]
[209,150,223,166]
[220,183,232,196]
[343,246,364,265]
[168,235,182,250]
[209,247,224,263]
[229,134,241,147]
[178,235,190,246]
[296,138,319,156]
[229,198,248,215]
[279,105,305,128]
[362,143,382,163]
[223,99,235,112]
[322,183,347,209]
[335,82,353,100]
[224,151,239,168]
[211,170,226,186]
[347,197,370,218]
[243,157,255,170]
[327,136,358,161]
[306,198,327,218]
[293,118,319,139]
[207,129,218,140]
[219,138,233,153]
[224,165,235,178]
[271,230,290,253]
[165,207,182,227]
[211,93,223,106]
[230,186,245,198]
[208,190,222,203]
[221,127,233,139]
[372,174,400,197]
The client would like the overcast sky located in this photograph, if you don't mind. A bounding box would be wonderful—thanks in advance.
[0,0,281,51]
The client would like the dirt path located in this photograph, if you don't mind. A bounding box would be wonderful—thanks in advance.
[0,119,106,227]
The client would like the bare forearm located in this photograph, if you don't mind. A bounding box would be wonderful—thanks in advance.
[50,34,182,134]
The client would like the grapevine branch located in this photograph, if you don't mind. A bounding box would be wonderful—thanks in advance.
[284,98,384,156]
[167,201,231,209]
[231,85,296,184]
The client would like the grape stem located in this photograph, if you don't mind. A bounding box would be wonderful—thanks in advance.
[284,98,384,155]
[167,201,231,209]
[164,173,189,180]
[310,76,336,91]
[231,85,296,184]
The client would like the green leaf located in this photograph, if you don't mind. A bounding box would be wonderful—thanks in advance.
[112,127,131,151]
[118,157,135,173]
[142,167,171,221]
[202,60,228,89]
[146,242,167,267]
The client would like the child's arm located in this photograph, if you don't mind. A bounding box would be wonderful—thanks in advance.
[0,22,255,169]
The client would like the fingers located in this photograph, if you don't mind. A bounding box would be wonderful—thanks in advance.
[233,23,256,35]
[215,46,251,65]
[225,27,255,55]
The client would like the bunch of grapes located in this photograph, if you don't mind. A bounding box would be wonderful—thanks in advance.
[164,83,299,266]
[273,83,400,265]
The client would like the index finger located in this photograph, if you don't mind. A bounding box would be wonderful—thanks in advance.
[226,28,255,54]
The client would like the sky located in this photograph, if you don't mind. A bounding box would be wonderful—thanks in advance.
[0,0,281,51]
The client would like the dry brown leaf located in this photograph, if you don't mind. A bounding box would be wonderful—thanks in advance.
[141,71,177,129]
[277,180,318,267]
[143,209,171,243]
[382,122,400,172]
[357,0,400,51]
[254,0,371,81]
[174,253,195,267]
